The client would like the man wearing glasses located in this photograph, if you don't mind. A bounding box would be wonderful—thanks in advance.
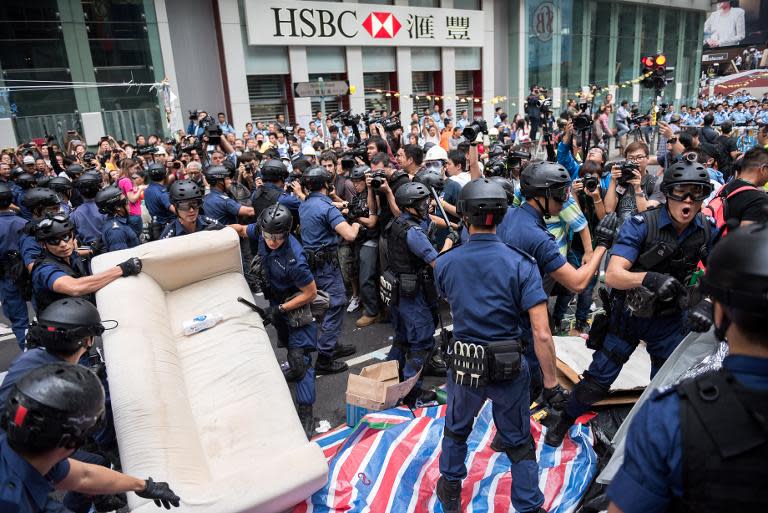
[30,213,142,312]
[546,160,718,447]
[160,180,221,238]
[604,141,665,223]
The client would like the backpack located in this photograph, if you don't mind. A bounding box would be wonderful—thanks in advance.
[702,184,756,233]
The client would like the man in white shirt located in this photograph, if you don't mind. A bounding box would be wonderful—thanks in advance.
[704,1,745,47]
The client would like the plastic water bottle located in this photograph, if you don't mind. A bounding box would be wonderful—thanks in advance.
[182,314,223,336]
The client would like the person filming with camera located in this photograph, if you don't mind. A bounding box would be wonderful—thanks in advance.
[604,141,664,222]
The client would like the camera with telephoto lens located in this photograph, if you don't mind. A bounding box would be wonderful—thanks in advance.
[462,119,488,141]
[615,160,639,185]
[535,95,552,113]
[572,102,593,131]
[484,155,507,177]
[136,145,158,156]
[331,109,362,128]
[341,140,368,162]
[205,125,222,146]
[380,116,402,132]
[370,170,387,189]
[506,149,531,169]
[583,173,599,192]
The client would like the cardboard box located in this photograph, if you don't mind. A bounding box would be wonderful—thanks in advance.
[345,360,419,426]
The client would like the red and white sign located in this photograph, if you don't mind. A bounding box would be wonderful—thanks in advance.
[362,12,402,39]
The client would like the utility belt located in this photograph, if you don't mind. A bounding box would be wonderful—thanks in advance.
[449,340,522,388]
[379,268,436,307]
[306,247,339,272]
[0,251,21,280]
[277,290,331,330]
[148,218,166,241]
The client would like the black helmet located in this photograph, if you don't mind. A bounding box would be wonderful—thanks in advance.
[36,176,51,189]
[27,298,105,354]
[76,171,102,198]
[95,186,125,215]
[204,165,231,185]
[47,176,73,195]
[261,159,289,182]
[0,183,13,208]
[258,203,293,235]
[22,188,59,212]
[3,363,105,452]
[16,173,37,190]
[414,167,444,192]
[301,166,332,191]
[457,178,508,226]
[169,179,203,204]
[65,164,84,179]
[147,162,166,182]
[488,176,516,204]
[395,182,431,211]
[349,165,370,181]
[35,213,74,242]
[661,159,712,200]
[520,161,570,200]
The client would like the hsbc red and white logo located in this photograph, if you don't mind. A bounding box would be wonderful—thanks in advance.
[362,12,402,39]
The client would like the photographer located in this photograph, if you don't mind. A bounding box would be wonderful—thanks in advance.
[615,100,631,153]
[558,120,608,181]
[605,142,664,222]
[186,111,209,138]
[525,86,542,141]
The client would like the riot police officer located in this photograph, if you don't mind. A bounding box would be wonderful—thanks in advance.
[160,179,221,238]
[30,213,142,312]
[96,185,140,252]
[70,170,107,246]
[434,179,558,513]
[380,182,453,404]
[202,165,255,224]
[143,162,175,240]
[299,166,361,373]
[0,183,28,350]
[0,363,180,512]
[15,173,37,221]
[19,187,63,269]
[606,222,768,513]
[48,176,74,214]
[250,158,301,223]
[546,160,717,447]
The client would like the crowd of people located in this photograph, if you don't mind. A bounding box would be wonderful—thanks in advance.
[1,89,768,512]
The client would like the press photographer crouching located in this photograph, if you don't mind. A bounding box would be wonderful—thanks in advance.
[604,141,664,222]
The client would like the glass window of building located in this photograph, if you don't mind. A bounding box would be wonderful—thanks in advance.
[412,71,434,115]
[455,70,474,119]
[247,76,287,124]
[309,73,344,117]
[364,72,392,113]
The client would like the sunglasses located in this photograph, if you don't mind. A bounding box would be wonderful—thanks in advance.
[176,200,201,211]
[43,232,74,245]
[666,183,711,202]
[262,231,286,242]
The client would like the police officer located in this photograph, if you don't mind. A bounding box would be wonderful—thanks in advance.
[160,179,220,238]
[48,176,74,214]
[15,173,37,221]
[606,222,768,513]
[30,213,142,312]
[299,166,361,373]
[0,183,28,350]
[19,187,63,270]
[434,179,558,513]
[546,160,717,447]
[250,158,301,223]
[202,165,255,224]
[70,170,107,246]
[0,363,180,512]
[381,182,453,404]
[235,204,319,437]
[96,185,141,252]
[143,162,175,240]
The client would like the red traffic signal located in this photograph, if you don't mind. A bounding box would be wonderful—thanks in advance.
[642,56,655,68]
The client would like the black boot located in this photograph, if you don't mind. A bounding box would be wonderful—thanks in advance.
[436,476,462,513]
[544,414,576,447]
[315,355,348,374]
[333,343,357,359]
[297,404,315,439]
[489,432,504,453]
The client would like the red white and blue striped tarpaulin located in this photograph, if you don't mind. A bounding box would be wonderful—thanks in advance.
[295,402,597,513]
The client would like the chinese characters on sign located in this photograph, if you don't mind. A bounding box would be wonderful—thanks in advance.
[446,16,470,40]
[407,14,434,39]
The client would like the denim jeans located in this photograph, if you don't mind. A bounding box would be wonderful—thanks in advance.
[552,248,597,326]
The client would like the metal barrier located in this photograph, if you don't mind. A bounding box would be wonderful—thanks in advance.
[102,109,164,142]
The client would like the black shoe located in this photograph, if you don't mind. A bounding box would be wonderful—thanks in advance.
[489,432,504,453]
[315,356,349,374]
[297,404,315,439]
[333,343,357,359]
[436,476,462,513]
[423,352,448,377]
[544,414,575,447]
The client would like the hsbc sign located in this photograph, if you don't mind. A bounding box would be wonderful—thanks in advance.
[244,0,484,48]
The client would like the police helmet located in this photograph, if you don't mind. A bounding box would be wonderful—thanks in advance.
[47,176,73,195]
[660,159,712,199]
[35,213,74,242]
[261,159,289,182]
[22,188,60,212]
[169,179,203,204]
[414,167,445,192]
[395,182,431,210]
[0,183,12,209]
[95,186,125,215]
[349,165,370,181]
[27,298,105,354]
[65,164,84,179]
[75,171,102,198]
[301,166,332,191]
[15,173,37,190]
[258,203,293,235]
[203,165,231,185]
[457,178,508,226]
[36,176,51,189]
[147,162,167,182]
[519,161,570,200]
[3,363,105,453]
[488,176,516,204]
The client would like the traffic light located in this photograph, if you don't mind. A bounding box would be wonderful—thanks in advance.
[640,54,670,90]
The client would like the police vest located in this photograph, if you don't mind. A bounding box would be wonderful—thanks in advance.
[252,186,281,219]
[629,207,711,284]
[385,216,428,276]
[32,254,94,312]
[671,369,768,512]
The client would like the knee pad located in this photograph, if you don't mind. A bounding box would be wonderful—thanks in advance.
[573,375,610,406]
[286,348,309,382]
[504,436,536,463]
[443,426,469,444]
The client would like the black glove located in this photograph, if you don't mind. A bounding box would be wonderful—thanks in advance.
[265,305,281,324]
[89,238,104,256]
[543,384,570,411]
[687,299,713,332]
[137,477,180,509]
[93,493,127,512]
[642,272,683,303]
[117,257,142,277]
[593,212,619,248]
[447,229,460,245]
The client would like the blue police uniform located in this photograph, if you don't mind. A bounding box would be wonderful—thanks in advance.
[144,182,174,224]
[30,252,91,314]
[247,226,317,405]
[435,233,547,513]
[385,213,439,385]
[253,183,302,215]
[100,216,140,252]
[563,207,717,421]
[730,109,748,125]
[0,212,29,349]
[160,216,220,239]
[714,111,729,125]
[202,190,241,225]
[69,199,106,245]
[607,355,768,513]
[298,192,347,358]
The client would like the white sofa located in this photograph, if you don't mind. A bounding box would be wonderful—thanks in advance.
[91,228,328,513]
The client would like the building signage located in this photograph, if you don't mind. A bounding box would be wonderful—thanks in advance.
[294,80,350,98]
[244,0,484,47]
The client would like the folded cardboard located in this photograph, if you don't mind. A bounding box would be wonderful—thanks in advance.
[345,361,419,424]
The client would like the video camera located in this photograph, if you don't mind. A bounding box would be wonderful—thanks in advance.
[462,119,488,141]
[535,89,553,113]
[331,109,362,128]
[658,103,670,119]
[136,145,158,156]
[483,143,531,178]
[572,102,593,132]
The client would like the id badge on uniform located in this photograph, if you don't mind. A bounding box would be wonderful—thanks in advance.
[616,185,627,195]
